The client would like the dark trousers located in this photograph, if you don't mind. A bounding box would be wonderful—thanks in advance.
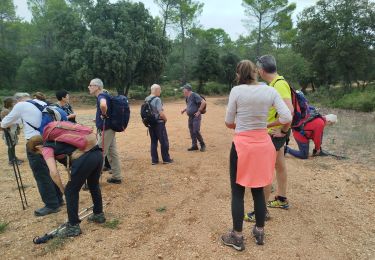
[26,146,63,209]
[149,122,171,163]
[65,147,103,225]
[8,146,16,162]
[286,140,309,159]
[230,143,266,231]
[188,115,204,147]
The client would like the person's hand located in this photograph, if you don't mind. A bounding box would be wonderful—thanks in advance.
[194,111,201,117]
[270,128,286,138]
[181,109,186,115]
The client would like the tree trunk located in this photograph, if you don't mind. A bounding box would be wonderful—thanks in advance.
[180,8,186,84]
[124,83,131,97]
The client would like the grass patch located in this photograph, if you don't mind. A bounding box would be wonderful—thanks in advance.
[44,237,67,253]
[156,206,167,213]
[0,222,9,233]
[103,219,120,229]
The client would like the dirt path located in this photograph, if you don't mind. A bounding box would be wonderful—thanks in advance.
[1,97,374,259]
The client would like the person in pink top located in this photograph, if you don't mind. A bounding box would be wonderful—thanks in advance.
[285,114,337,159]
[221,60,292,250]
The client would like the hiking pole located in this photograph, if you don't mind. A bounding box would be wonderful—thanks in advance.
[4,129,28,210]
[321,149,348,160]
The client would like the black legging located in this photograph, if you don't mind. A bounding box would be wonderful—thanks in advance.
[230,143,266,232]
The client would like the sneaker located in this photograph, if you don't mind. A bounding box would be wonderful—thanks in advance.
[88,212,106,224]
[34,206,61,217]
[221,230,245,251]
[107,177,122,184]
[163,159,174,164]
[267,197,289,209]
[252,226,265,245]
[187,146,199,151]
[57,223,82,238]
[244,211,271,223]
[151,162,159,165]
[200,144,206,152]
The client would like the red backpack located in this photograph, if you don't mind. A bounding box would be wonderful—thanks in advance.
[42,121,94,151]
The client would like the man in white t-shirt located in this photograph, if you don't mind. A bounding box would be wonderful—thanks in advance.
[1,93,63,216]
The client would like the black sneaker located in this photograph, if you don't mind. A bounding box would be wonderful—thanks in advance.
[221,230,245,251]
[57,223,82,238]
[252,225,265,245]
[34,206,61,217]
[200,144,206,152]
[107,178,122,184]
[187,146,199,151]
[88,212,106,224]
[163,159,174,164]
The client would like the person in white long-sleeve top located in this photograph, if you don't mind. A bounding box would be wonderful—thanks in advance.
[1,92,63,216]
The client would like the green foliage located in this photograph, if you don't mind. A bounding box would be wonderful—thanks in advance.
[194,47,221,92]
[44,237,67,253]
[0,222,8,233]
[156,206,167,212]
[103,218,120,229]
[220,52,240,90]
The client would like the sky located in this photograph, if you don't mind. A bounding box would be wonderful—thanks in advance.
[13,0,318,40]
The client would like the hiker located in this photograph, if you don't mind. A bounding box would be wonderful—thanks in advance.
[0,92,64,216]
[1,97,23,165]
[33,92,52,105]
[144,84,173,165]
[55,89,77,123]
[180,83,206,152]
[26,121,106,237]
[88,78,123,184]
[221,60,292,250]
[285,114,338,159]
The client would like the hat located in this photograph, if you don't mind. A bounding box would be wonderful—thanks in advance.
[325,114,338,124]
[182,83,192,91]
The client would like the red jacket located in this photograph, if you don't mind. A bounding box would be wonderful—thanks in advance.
[292,117,326,150]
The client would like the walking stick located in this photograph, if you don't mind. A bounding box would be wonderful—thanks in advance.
[4,129,28,210]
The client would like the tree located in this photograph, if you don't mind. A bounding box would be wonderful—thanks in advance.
[154,0,177,37]
[220,52,240,90]
[194,47,220,93]
[242,0,296,56]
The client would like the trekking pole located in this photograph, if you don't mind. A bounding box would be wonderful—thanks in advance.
[4,129,28,210]
[321,149,348,160]
[33,202,109,244]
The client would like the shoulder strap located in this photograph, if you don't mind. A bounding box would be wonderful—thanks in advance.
[25,100,45,131]
[147,96,157,104]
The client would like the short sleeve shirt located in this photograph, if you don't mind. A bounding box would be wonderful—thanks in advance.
[268,76,291,131]
[96,93,111,130]
[186,92,202,116]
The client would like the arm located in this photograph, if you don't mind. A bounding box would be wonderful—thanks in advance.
[44,157,65,194]
[99,98,107,116]
[1,105,22,129]
[194,99,206,117]
[225,89,237,129]
[159,111,167,122]
[269,92,293,136]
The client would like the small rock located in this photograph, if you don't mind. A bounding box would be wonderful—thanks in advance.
[112,254,120,259]
[157,254,163,259]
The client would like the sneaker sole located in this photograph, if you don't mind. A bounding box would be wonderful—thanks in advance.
[221,238,245,251]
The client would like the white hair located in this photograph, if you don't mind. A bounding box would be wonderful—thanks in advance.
[150,84,161,94]
[14,92,30,101]
[91,78,104,89]
[325,114,338,124]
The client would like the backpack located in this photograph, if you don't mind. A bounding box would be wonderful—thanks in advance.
[26,100,67,134]
[102,93,130,132]
[296,106,323,136]
[140,96,158,128]
[185,93,207,114]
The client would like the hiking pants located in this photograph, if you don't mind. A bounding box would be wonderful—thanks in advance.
[230,143,266,231]
[149,122,171,163]
[98,129,122,180]
[26,146,63,209]
[65,147,103,225]
[188,115,204,147]
[286,140,309,159]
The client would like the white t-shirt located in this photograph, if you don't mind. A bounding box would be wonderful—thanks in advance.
[225,84,292,133]
[1,99,46,139]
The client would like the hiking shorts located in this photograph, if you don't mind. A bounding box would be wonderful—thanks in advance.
[271,129,291,151]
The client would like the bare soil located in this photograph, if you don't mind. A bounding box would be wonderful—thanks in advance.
[1,97,374,259]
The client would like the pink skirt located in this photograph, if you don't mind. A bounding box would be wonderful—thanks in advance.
[233,129,276,188]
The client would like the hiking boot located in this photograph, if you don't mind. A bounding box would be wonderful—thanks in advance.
[244,211,271,223]
[221,230,245,251]
[88,212,106,224]
[267,197,289,209]
[200,144,206,152]
[107,177,122,184]
[34,206,61,217]
[57,223,82,238]
[163,159,174,164]
[187,146,199,151]
[252,225,265,245]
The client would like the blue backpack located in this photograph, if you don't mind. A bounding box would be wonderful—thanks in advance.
[26,100,67,134]
[104,94,130,132]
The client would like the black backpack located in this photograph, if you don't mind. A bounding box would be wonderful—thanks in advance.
[140,96,158,127]
[185,93,207,114]
[102,93,130,132]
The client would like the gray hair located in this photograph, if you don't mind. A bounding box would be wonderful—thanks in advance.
[14,92,31,101]
[256,55,277,73]
[91,78,104,89]
[325,114,338,124]
[150,84,161,94]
